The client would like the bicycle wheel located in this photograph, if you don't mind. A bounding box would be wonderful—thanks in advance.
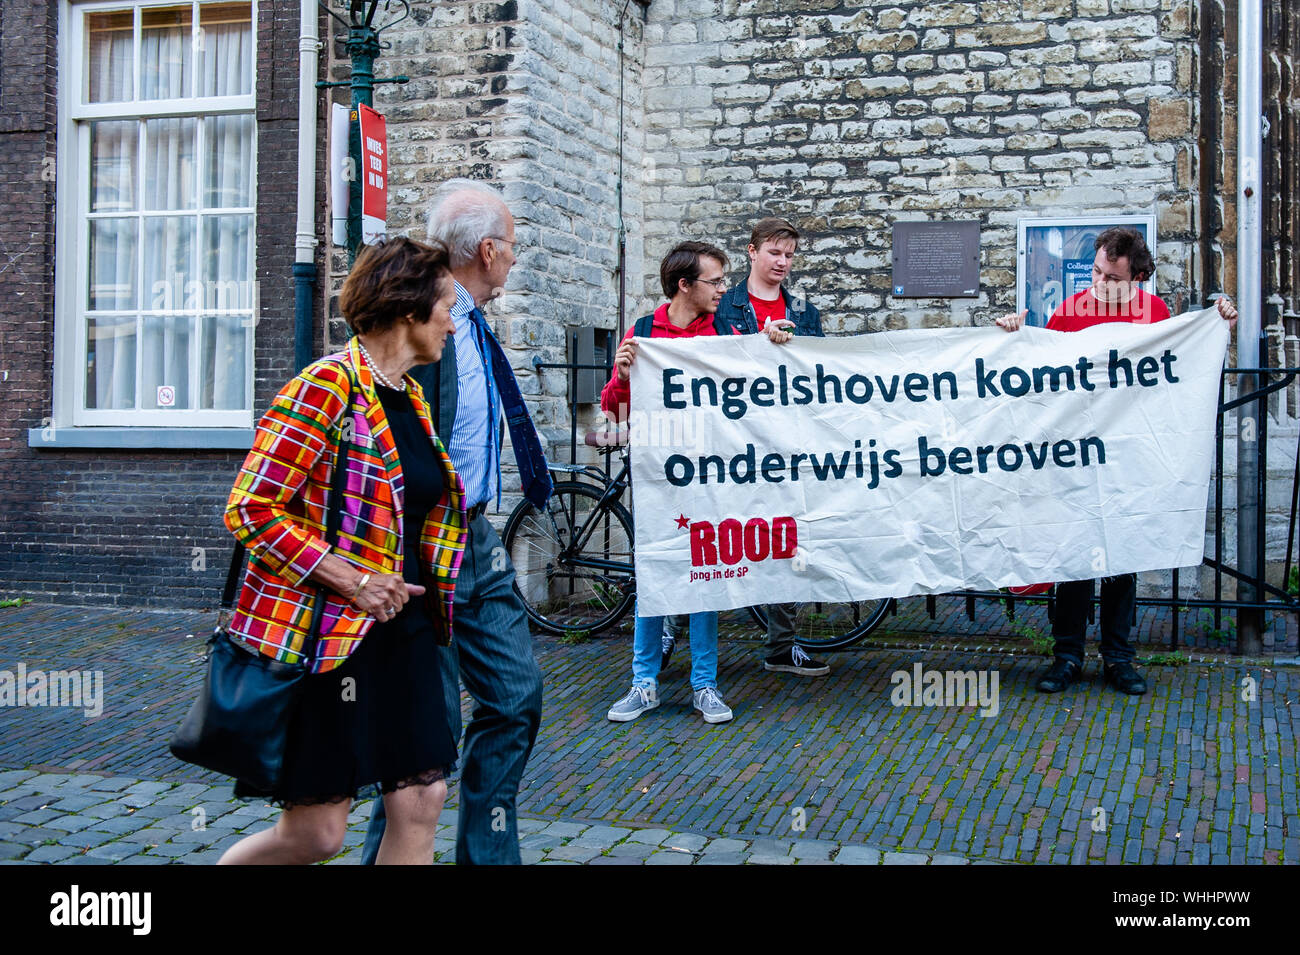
[502,481,636,637]
[747,599,891,651]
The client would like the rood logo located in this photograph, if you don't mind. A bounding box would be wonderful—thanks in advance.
[678,514,798,567]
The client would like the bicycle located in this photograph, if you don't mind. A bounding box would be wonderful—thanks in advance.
[502,430,891,649]
[502,431,636,636]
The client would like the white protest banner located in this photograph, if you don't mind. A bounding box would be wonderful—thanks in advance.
[628,310,1230,617]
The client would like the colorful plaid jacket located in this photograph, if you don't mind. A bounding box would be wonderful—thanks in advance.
[224,337,467,674]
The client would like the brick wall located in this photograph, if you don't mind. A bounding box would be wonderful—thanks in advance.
[0,1,325,609]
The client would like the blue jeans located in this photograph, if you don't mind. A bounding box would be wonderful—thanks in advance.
[634,607,719,690]
[361,513,543,865]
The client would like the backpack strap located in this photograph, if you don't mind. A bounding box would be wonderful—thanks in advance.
[633,314,655,338]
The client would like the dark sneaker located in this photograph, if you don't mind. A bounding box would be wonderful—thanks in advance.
[1036,658,1081,693]
[660,634,676,673]
[763,645,830,676]
[1104,662,1148,695]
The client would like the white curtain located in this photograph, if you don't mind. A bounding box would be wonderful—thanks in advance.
[88,17,131,102]
[141,11,190,100]
[84,4,255,414]
[201,15,255,410]
[200,14,252,97]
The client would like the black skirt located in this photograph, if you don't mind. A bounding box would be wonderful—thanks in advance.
[234,602,457,807]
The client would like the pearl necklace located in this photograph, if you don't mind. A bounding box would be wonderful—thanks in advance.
[357,339,406,392]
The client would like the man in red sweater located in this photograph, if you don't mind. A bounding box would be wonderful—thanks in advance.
[997,227,1237,696]
[601,241,790,725]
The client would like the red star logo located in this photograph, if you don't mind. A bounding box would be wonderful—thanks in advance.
[675,514,689,529]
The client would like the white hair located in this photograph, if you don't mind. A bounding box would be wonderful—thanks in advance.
[427,178,511,269]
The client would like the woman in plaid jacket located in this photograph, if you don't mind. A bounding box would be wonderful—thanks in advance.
[217,238,468,865]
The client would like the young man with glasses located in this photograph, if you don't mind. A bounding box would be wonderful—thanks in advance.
[680,217,831,678]
[600,241,792,723]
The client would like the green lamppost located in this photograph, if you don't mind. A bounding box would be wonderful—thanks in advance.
[319,0,410,263]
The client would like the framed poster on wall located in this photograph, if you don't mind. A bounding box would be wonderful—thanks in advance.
[1015,215,1157,328]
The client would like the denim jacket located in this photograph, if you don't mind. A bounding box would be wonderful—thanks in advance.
[716,275,825,337]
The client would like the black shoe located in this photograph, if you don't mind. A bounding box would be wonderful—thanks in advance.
[763,646,830,676]
[1036,658,1081,693]
[1104,662,1148,695]
[660,634,675,672]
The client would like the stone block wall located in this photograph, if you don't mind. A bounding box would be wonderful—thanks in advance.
[637,0,1204,332]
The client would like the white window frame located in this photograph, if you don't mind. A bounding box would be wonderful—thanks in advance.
[54,0,257,430]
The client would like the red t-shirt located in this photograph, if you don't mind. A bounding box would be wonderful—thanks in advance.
[1047,287,1171,331]
[599,303,739,421]
[749,292,786,331]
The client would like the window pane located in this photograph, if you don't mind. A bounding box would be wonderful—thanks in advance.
[204,115,254,208]
[91,121,138,213]
[143,118,196,210]
[86,316,137,410]
[89,218,137,310]
[200,313,249,409]
[201,215,254,309]
[144,216,196,310]
[86,11,134,104]
[199,3,253,97]
[141,315,192,409]
[141,6,192,100]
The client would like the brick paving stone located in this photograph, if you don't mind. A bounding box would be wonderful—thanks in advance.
[116,856,171,865]
[608,841,656,859]
[569,825,631,849]
[38,814,98,834]
[645,850,695,865]
[85,777,137,793]
[626,828,672,846]
[519,833,564,851]
[59,829,116,849]
[700,837,749,854]
[588,855,642,865]
[84,841,144,862]
[884,851,928,865]
[662,833,708,853]
[547,845,604,863]
[834,846,881,865]
[123,781,173,797]
[11,808,59,825]
[541,821,588,840]
[25,844,79,863]
[749,852,796,865]
[144,843,200,858]
[930,853,970,865]
[519,848,544,865]
[696,852,746,865]
[0,842,27,860]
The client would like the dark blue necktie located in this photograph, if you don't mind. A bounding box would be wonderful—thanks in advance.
[469,307,553,510]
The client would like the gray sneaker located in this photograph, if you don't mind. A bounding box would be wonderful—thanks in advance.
[607,684,658,722]
[692,686,733,723]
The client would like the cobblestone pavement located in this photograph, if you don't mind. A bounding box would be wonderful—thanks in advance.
[0,601,1296,865]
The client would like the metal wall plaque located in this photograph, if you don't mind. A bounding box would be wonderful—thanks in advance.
[891,220,981,298]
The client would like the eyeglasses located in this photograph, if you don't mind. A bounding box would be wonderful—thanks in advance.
[693,277,728,289]
[488,236,519,252]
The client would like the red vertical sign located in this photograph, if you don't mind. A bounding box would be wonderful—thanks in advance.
[358,104,387,243]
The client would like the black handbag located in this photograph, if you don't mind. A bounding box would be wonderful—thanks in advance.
[169,376,354,791]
